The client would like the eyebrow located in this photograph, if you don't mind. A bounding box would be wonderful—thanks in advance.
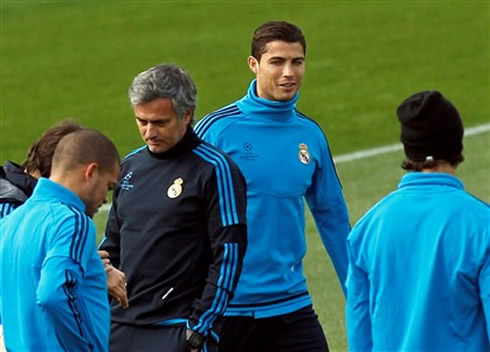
[135,116,169,123]
[267,55,305,61]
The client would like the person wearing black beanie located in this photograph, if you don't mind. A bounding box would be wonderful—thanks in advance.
[396,90,464,170]
[346,90,489,351]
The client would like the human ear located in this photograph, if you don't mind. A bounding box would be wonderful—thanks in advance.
[183,109,194,126]
[248,56,259,74]
[84,162,99,181]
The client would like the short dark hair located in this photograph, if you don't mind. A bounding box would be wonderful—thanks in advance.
[251,21,306,61]
[22,120,82,177]
[52,129,120,175]
[401,154,464,171]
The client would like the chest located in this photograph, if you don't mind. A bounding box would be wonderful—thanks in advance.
[115,156,208,230]
[216,124,319,195]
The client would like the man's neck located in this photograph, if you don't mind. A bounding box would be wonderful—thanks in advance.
[421,162,457,175]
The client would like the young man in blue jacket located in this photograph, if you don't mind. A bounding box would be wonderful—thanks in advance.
[195,21,350,351]
[0,129,120,351]
[346,91,490,351]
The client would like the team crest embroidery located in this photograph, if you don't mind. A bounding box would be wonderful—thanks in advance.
[167,178,184,199]
[298,143,310,164]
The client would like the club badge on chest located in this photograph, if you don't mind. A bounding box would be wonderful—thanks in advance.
[167,178,184,199]
[298,143,311,164]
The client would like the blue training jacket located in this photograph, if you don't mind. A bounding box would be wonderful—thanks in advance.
[346,172,490,351]
[0,178,110,352]
[195,80,350,318]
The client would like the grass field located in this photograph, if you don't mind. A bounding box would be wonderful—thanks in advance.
[2,1,489,351]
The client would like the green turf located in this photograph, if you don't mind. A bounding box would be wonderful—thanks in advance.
[2,2,489,351]
[1,1,488,160]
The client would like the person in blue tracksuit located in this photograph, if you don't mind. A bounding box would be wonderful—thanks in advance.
[195,21,350,352]
[0,121,127,331]
[99,64,247,352]
[0,129,120,351]
[346,90,490,351]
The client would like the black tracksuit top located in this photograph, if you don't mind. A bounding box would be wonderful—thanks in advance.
[101,128,247,337]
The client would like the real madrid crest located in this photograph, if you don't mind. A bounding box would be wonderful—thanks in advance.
[167,178,184,199]
[298,143,311,164]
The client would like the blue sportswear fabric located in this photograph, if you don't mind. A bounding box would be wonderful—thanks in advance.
[0,178,110,351]
[346,172,490,351]
[195,80,350,318]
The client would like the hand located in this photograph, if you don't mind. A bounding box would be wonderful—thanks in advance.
[98,250,113,273]
[107,267,129,309]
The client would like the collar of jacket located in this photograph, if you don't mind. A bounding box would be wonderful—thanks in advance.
[236,79,299,122]
[147,127,200,160]
[1,161,37,198]
[398,172,464,191]
[32,177,86,213]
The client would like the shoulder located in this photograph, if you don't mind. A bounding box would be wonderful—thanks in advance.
[192,141,237,166]
[454,190,489,221]
[351,191,400,232]
[122,145,147,164]
[194,103,242,138]
[295,109,326,139]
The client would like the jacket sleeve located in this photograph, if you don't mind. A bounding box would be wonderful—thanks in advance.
[187,152,247,338]
[346,235,373,351]
[304,134,350,295]
[36,212,100,352]
[99,186,121,269]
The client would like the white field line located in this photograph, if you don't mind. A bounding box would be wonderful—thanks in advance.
[99,123,489,213]
[334,123,490,164]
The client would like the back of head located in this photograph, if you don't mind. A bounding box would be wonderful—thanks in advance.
[128,64,197,120]
[396,90,464,170]
[252,20,306,61]
[22,120,82,177]
[51,129,120,175]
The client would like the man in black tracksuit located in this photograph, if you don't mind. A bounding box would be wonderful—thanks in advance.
[100,64,247,352]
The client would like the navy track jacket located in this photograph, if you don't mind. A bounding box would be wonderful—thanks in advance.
[100,128,247,338]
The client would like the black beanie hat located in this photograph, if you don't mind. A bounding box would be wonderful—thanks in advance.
[396,90,464,161]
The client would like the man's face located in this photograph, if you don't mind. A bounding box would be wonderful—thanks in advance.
[134,98,191,154]
[248,40,305,102]
[84,162,119,218]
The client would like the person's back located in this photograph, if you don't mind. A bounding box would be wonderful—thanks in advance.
[346,90,490,351]
[349,173,489,350]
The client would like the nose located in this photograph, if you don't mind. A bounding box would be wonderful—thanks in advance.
[144,123,156,139]
[283,63,294,77]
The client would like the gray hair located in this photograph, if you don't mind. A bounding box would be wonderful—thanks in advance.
[128,64,197,120]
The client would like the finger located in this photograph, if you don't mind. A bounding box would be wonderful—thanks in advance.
[98,250,109,259]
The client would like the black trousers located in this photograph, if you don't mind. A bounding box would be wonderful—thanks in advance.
[109,322,218,352]
[218,305,329,352]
